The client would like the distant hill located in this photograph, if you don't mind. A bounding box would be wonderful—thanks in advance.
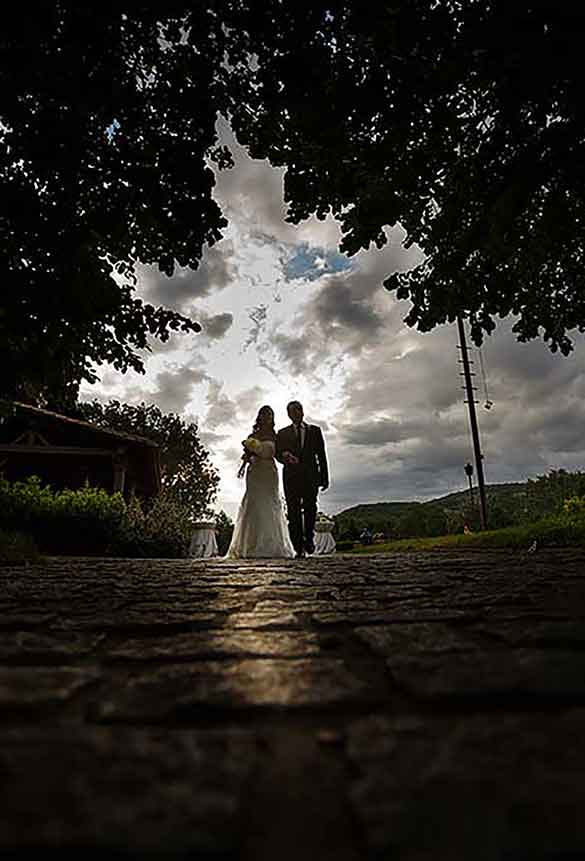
[421,481,527,505]
[423,481,527,511]
[334,482,528,535]
[334,501,420,521]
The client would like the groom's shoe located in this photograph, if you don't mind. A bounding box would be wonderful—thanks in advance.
[295,550,306,559]
[305,540,315,555]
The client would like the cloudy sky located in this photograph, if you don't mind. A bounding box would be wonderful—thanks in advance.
[80,122,585,518]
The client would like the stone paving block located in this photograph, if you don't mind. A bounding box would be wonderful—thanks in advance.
[92,658,372,721]
[0,726,255,854]
[227,609,301,628]
[346,710,585,859]
[106,630,321,661]
[478,619,585,647]
[0,666,100,711]
[313,606,474,625]
[2,551,585,858]
[354,622,480,656]
[0,609,56,628]
[0,631,105,661]
[388,647,585,701]
[48,609,221,632]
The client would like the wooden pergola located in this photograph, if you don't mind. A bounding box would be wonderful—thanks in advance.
[0,402,162,498]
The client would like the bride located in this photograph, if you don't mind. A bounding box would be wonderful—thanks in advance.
[226,405,295,559]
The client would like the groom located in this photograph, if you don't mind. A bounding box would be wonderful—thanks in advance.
[276,400,329,559]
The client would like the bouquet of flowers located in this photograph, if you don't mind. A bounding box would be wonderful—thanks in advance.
[237,436,263,478]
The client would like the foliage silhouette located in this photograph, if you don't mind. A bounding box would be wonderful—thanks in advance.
[77,400,219,520]
[4,0,585,409]
[229,1,585,353]
[1,5,244,401]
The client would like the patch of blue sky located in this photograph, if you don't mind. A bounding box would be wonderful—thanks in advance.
[283,243,353,282]
[106,119,121,142]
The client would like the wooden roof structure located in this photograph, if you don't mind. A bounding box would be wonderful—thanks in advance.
[0,402,162,498]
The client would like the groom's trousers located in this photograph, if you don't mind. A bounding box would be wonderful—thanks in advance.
[284,480,318,553]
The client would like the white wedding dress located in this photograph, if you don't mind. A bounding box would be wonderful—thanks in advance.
[226,439,295,559]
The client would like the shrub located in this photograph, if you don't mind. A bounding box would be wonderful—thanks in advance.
[0,476,192,557]
[0,475,53,527]
[48,485,127,554]
[0,476,126,554]
[113,490,192,558]
[563,495,585,519]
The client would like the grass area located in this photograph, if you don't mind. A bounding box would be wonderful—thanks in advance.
[0,529,40,563]
[347,515,585,553]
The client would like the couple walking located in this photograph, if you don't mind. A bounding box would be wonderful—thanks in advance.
[226,401,329,559]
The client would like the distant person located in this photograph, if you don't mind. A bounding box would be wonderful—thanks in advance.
[275,401,329,559]
[360,527,373,545]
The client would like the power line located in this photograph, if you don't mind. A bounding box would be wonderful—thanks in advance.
[477,345,493,410]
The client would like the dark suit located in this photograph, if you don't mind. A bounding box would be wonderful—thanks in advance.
[275,423,329,554]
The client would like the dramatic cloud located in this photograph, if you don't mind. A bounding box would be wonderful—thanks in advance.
[339,417,428,447]
[153,367,209,414]
[137,240,238,312]
[197,311,234,341]
[259,231,422,384]
[317,310,585,511]
[214,120,343,250]
[81,119,585,519]
[199,429,230,448]
[205,380,239,429]
[233,385,269,415]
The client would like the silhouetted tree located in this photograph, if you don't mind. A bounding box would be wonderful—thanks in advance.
[1,5,243,401]
[78,400,219,519]
[230,1,585,354]
[525,469,585,521]
[5,0,585,410]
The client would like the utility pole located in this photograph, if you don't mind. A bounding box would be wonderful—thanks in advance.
[457,315,488,530]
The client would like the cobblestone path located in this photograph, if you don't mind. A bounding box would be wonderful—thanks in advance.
[2,548,585,859]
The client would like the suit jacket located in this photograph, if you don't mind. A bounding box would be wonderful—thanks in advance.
[275,423,329,491]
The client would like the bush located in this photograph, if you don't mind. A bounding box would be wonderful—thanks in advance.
[0,476,192,557]
[0,476,126,554]
[0,475,53,527]
[563,495,585,518]
[113,491,192,558]
[49,485,127,554]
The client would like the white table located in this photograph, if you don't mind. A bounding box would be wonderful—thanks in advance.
[189,522,218,558]
[313,523,336,555]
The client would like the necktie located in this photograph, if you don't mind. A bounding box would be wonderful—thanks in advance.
[296,423,302,449]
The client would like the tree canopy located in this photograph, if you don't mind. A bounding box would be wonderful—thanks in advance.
[230,0,585,353]
[3,0,585,407]
[77,400,219,519]
[1,4,244,401]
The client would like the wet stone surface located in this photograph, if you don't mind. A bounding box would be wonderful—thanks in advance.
[1,548,585,859]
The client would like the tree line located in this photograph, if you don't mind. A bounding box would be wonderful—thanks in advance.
[335,470,585,541]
